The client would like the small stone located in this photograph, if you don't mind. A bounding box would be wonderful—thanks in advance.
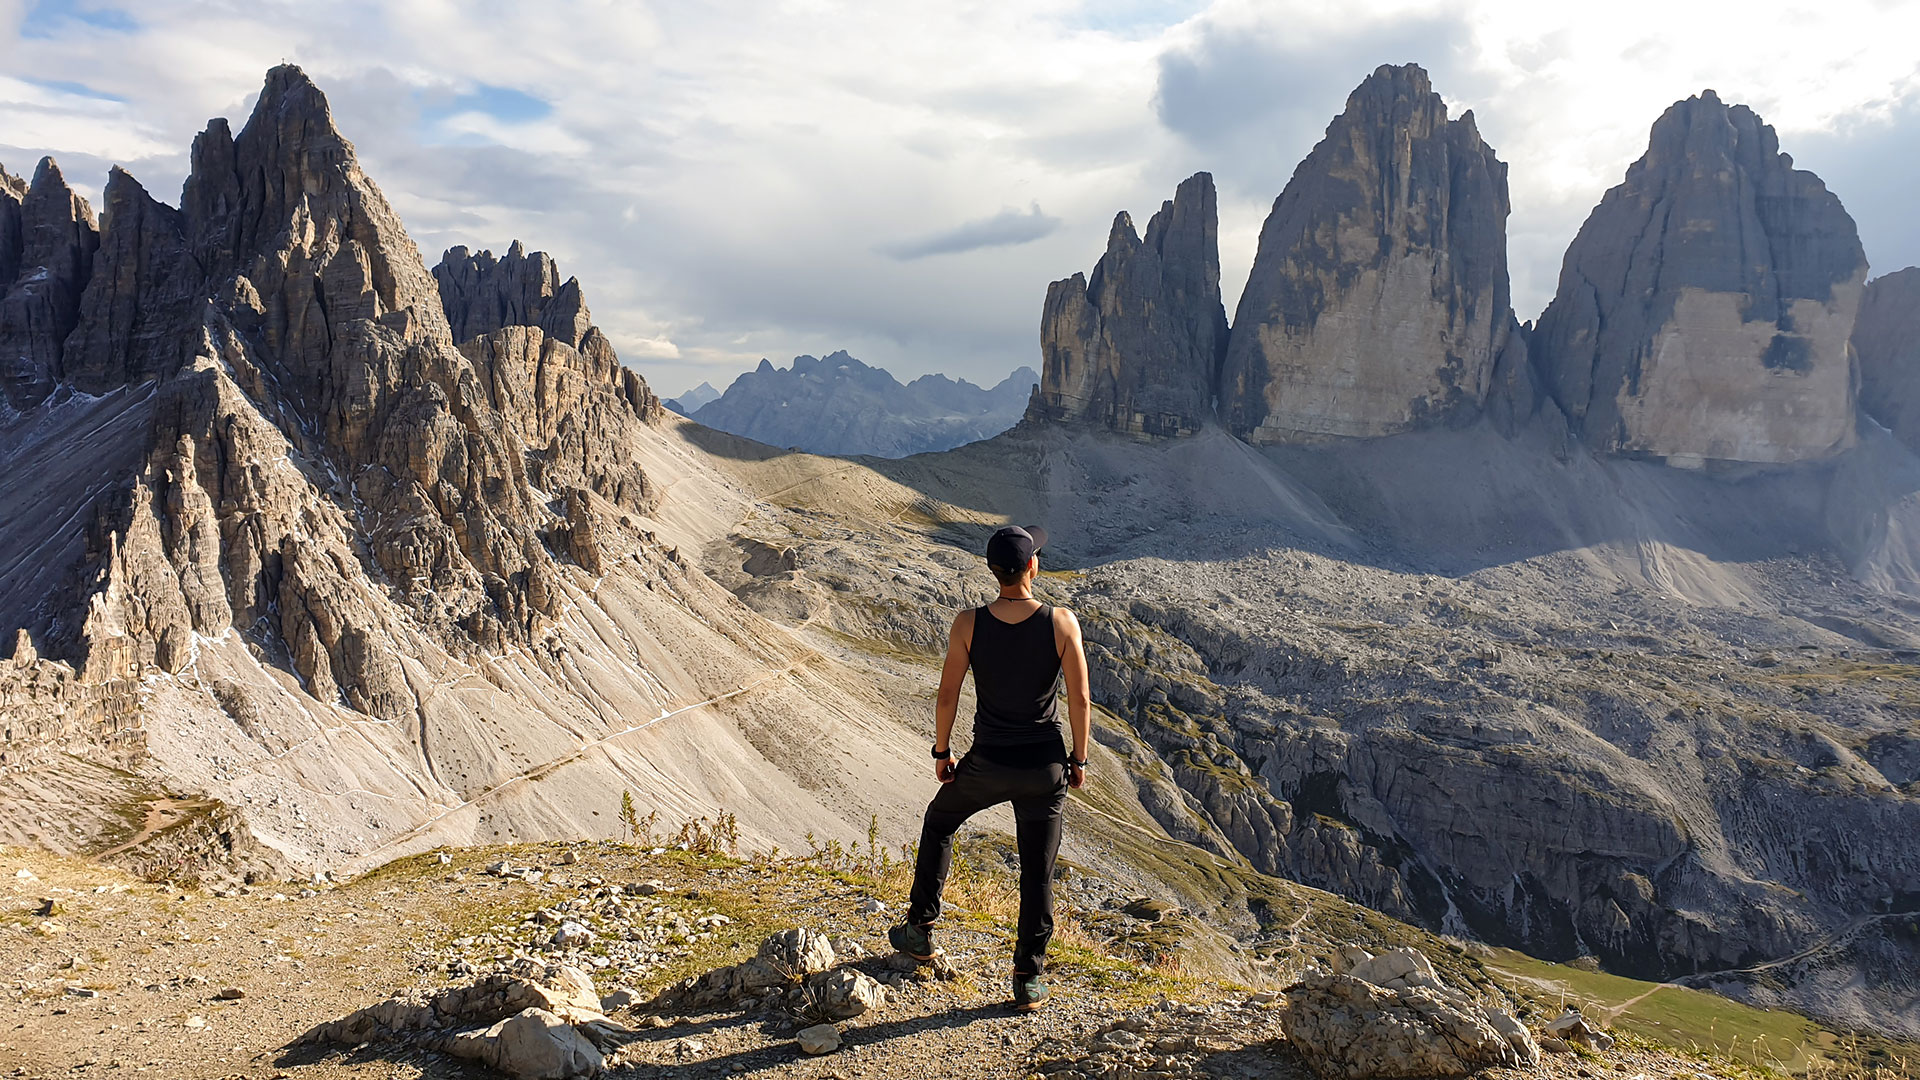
[216,987,245,1000]
[34,898,61,917]
[64,987,98,998]
[551,921,595,947]
[600,987,638,1011]
[184,1015,206,1029]
[15,868,37,879]
[674,1037,704,1056]
[797,1022,842,1055]
[559,850,579,865]
[857,898,886,915]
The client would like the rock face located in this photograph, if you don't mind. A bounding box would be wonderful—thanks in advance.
[686,351,1034,457]
[39,64,565,690]
[1280,963,1538,1079]
[1220,65,1512,443]
[0,158,99,412]
[1030,172,1227,438]
[5,66,667,687]
[1853,268,1920,454]
[435,241,592,348]
[434,244,663,513]
[1532,91,1866,465]
[59,168,202,394]
[0,64,726,868]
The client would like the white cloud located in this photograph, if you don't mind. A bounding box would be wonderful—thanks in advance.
[0,0,1915,395]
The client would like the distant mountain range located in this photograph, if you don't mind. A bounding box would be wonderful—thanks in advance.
[663,381,720,414]
[671,350,1036,457]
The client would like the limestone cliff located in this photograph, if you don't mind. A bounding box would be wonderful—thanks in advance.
[0,158,99,412]
[1030,172,1226,438]
[435,241,592,349]
[1532,91,1866,466]
[2,64,667,736]
[1853,268,1920,455]
[0,65,965,883]
[1219,64,1512,443]
[434,242,663,510]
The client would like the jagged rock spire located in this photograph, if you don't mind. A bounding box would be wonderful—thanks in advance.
[1219,63,1512,443]
[436,243,592,348]
[181,63,454,348]
[1531,90,1866,465]
[1030,171,1226,438]
[61,167,202,393]
[0,163,29,294]
[0,157,100,410]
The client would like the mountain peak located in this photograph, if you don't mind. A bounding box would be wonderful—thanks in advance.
[1354,61,1434,102]
[435,242,590,348]
[688,352,1030,456]
[1032,171,1225,438]
[1533,90,1864,464]
[1220,65,1510,443]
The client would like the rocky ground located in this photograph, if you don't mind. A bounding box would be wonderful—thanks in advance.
[7,839,1913,1080]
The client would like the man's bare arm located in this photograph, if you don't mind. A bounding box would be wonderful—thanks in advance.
[1057,607,1092,787]
[932,609,972,781]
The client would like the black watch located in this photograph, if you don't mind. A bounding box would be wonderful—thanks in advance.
[1068,755,1088,769]
[931,745,952,760]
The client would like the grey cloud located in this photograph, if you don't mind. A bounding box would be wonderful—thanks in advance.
[880,205,1063,260]
[1152,14,1481,199]
[1787,96,1920,278]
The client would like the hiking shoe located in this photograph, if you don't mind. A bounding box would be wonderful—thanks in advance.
[888,922,934,961]
[1012,973,1050,1012]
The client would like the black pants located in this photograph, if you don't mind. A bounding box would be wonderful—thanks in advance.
[906,753,1068,976]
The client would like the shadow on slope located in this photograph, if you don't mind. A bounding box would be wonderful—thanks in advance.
[680,407,1920,603]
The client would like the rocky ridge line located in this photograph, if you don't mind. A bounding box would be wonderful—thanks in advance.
[1531,90,1866,465]
[685,350,1034,457]
[2,63,667,733]
[1031,171,1228,438]
[1220,63,1516,444]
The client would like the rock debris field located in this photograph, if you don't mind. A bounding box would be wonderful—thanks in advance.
[2,842,1787,1080]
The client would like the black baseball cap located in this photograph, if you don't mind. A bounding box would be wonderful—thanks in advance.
[985,525,1048,572]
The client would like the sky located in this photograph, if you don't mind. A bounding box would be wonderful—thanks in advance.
[2,0,1918,398]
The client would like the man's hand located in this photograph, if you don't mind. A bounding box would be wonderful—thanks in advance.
[1067,762,1086,789]
[933,754,956,783]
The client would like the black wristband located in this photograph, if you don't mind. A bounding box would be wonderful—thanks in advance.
[931,745,952,760]
[1068,756,1088,769]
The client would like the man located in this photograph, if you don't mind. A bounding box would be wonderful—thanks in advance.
[889,524,1092,1012]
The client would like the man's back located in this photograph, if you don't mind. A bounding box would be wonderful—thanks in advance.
[968,601,1064,750]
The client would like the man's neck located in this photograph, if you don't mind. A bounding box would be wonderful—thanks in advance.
[996,588,1036,602]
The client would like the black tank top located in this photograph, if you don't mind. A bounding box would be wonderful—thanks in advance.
[970,602,1065,765]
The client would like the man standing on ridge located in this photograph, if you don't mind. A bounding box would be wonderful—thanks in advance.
[890,524,1092,1012]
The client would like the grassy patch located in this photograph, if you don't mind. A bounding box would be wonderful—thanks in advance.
[1479,946,1912,1075]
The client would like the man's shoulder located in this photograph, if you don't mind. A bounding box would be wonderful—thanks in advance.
[1049,604,1080,630]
